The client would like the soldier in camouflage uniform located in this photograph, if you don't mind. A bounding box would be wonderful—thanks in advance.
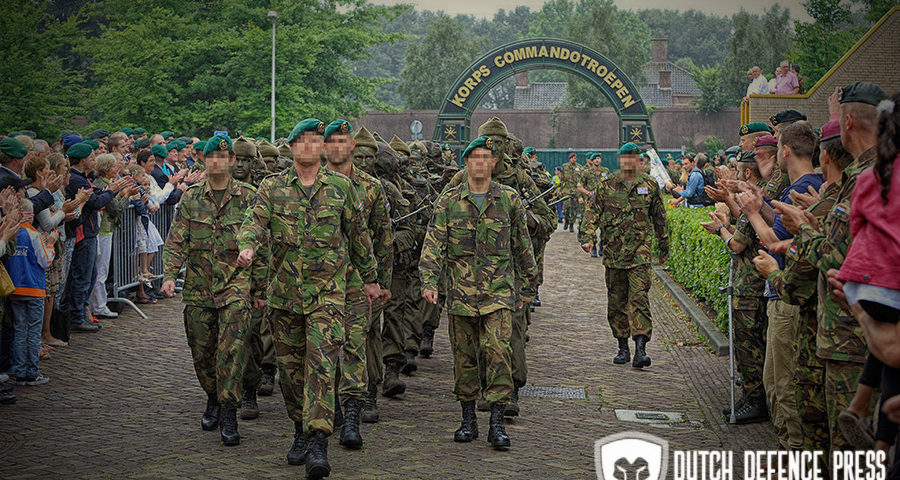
[323,119,393,449]
[559,153,581,232]
[577,152,610,257]
[523,146,552,308]
[236,118,380,479]
[790,82,885,461]
[579,142,668,369]
[277,143,293,172]
[420,135,537,450]
[161,134,263,447]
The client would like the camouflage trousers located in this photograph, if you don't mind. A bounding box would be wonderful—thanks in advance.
[824,359,864,456]
[510,303,528,387]
[382,268,418,368]
[183,302,249,408]
[449,309,513,404]
[535,239,547,288]
[242,306,277,390]
[269,305,345,435]
[794,307,829,452]
[605,265,652,339]
[732,296,768,402]
[764,299,802,450]
[365,301,385,386]
[403,272,425,353]
[337,288,369,401]
[563,196,578,225]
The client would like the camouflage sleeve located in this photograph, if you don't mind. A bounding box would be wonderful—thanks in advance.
[162,191,190,284]
[238,178,272,253]
[522,174,555,240]
[578,183,603,243]
[510,193,537,301]
[250,234,270,297]
[371,182,393,289]
[796,199,850,274]
[649,182,669,257]
[418,193,449,291]
[343,183,377,285]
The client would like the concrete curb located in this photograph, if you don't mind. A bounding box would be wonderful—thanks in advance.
[653,266,730,356]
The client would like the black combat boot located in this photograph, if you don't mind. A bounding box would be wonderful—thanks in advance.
[487,403,511,450]
[382,364,406,397]
[361,382,379,423]
[733,397,770,425]
[219,405,240,446]
[201,392,220,431]
[400,350,418,375]
[591,243,598,257]
[339,398,363,449]
[454,400,478,442]
[531,291,541,307]
[613,338,631,365]
[304,430,330,479]
[420,326,435,358]
[259,365,276,396]
[563,219,570,231]
[286,421,308,465]
[722,395,748,417]
[240,388,259,420]
[632,335,651,368]
[504,386,520,417]
[568,223,574,233]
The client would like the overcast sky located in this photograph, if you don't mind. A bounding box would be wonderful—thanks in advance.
[374,0,813,22]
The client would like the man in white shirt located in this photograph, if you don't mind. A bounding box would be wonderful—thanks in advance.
[743,66,769,103]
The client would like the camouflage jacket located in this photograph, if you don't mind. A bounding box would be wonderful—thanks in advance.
[768,182,838,368]
[795,148,875,363]
[559,162,581,194]
[343,165,393,291]
[731,179,769,298]
[579,172,669,269]
[162,178,266,308]
[578,167,610,194]
[238,166,376,315]
[419,181,537,316]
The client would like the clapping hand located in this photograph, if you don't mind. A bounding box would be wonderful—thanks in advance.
[788,185,821,210]
[75,187,93,206]
[773,201,816,235]
[752,249,778,277]
[735,186,763,216]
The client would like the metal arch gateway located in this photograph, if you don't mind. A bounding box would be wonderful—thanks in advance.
[432,38,656,153]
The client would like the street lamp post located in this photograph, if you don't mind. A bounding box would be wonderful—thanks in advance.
[268,10,278,143]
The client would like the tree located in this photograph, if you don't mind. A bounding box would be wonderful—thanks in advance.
[704,136,727,154]
[397,16,487,109]
[637,9,732,68]
[0,0,82,138]
[691,65,733,113]
[791,0,867,88]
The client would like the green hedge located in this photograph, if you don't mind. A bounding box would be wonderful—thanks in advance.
[664,206,731,331]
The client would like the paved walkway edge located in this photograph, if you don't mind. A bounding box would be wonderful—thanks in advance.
[653,266,730,356]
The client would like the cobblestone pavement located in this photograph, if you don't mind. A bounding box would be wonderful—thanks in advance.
[0,225,775,479]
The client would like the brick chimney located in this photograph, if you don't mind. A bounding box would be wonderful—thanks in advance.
[516,72,529,87]
[651,38,668,63]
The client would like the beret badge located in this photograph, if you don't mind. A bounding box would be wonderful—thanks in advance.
[317,122,326,134]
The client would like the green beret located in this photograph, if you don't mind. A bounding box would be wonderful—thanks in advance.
[257,140,278,157]
[618,142,641,155]
[286,118,325,143]
[150,144,169,158]
[118,128,134,136]
[133,128,146,135]
[7,131,21,138]
[255,137,266,142]
[477,116,509,138]
[739,122,772,136]
[462,136,498,159]
[840,81,886,106]
[737,150,757,163]
[84,139,100,150]
[88,129,109,139]
[175,136,191,144]
[166,141,178,151]
[20,130,36,139]
[59,130,79,140]
[203,134,233,155]
[66,142,94,160]
[193,140,207,152]
[441,143,451,151]
[232,135,257,157]
[389,135,410,156]
[769,109,806,126]
[522,147,535,156]
[353,126,377,151]
[134,138,150,149]
[324,119,352,141]
[0,137,28,159]
[175,141,186,151]
[160,131,174,140]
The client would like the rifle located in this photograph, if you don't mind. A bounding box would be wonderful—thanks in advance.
[523,184,556,209]
[546,195,570,208]
[391,195,434,225]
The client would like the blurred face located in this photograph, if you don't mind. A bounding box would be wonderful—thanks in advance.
[465,148,497,181]
[166,149,177,163]
[290,132,325,166]
[206,151,234,177]
[568,155,576,165]
[619,154,638,174]
[231,155,252,181]
[682,158,694,171]
[21,204,33,224]
[325,133,355,166]
[739,134,755,152]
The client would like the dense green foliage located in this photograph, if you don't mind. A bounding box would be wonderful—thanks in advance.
[665,206,731,331]
[790,0,870,89]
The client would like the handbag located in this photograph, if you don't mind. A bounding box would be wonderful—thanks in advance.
[0,262,14,298]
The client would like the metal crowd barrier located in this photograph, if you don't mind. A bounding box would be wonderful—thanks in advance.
[106,203,178,318]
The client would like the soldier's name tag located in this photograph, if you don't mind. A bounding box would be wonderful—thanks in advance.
[637,187,649,195]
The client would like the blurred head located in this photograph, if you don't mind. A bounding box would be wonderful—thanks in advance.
[231,155,252,181]
[325,133,355,166]
[93,153,118,179]
[289,132,325,166]
[465,147,497,182]
[206,150,235,178]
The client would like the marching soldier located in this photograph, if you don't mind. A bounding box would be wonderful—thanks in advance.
[559,152,581,232]
[577,152,610,257]
[160,134,264,446]
[579,142,668,369]
[236,118,379,479]
[420,135,537,450]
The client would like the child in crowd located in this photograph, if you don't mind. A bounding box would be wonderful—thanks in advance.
[128,168,164,303]
[6,199,57,386]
